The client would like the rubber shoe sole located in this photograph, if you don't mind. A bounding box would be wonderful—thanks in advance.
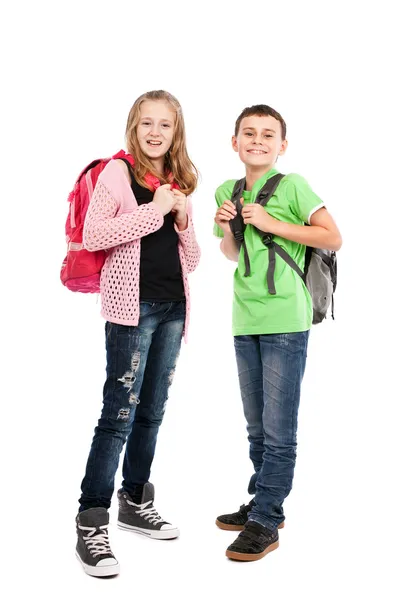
[117,520,180,540]
[75,552,120,577]
[226,540,279,561]
[216,519,285,531]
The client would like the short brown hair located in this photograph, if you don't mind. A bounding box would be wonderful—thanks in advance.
[234,104,287,139]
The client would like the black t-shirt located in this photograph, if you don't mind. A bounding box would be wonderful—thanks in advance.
[129,174,185,302]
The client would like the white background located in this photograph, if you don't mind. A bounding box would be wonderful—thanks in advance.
[2,0,399,598]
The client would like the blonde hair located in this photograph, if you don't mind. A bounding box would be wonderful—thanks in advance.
[125,90,198,195]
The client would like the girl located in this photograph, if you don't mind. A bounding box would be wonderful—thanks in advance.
[75,90,200,577]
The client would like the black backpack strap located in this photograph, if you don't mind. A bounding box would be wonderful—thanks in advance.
[262,238,304,295]
[255,173,287,290]
[229,174,286,280]
[266,243,277,294]
[303,244,313,279]
[229,178,246,242]
[319,249,337,319]
[231,178,246,206]
[228,178,252,276]
[256,173,286,207]
[273,243,304,278]
[255,173,307,293]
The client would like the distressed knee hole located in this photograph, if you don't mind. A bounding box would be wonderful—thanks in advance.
[117,371,135,389]
[117,352,141,391]
[117,407,130,421]
[131,351,141,372]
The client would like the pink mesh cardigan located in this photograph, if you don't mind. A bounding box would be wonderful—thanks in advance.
[83,160,201,341]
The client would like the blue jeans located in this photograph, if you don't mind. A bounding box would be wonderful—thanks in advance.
[79,301,185,511]
[234,331,309,530]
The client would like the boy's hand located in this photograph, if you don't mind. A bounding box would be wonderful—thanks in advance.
[241,202,278,233]
[171,189,188,230]
[215,200,237,234]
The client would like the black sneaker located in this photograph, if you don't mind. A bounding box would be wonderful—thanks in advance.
[117,483,179,540]
[226,520,279,561]
[76,507,119,577]
[216,500,285,531]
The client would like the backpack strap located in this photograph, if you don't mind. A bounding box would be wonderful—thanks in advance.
[229,175,285,278]
[252,173,307,294]
[252,173,286,284]
[228,178,253,275]
[262,239,304,294]
[316,248,337,319]
[256,173,286,207]
[229,178,246,242]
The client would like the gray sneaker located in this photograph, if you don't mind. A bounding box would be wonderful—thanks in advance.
[76,507,119,577]
[117,483,179,540]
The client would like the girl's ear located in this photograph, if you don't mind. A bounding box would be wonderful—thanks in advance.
[232,136,239,152]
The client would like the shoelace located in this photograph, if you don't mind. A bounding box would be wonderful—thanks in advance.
[78,524,112,557]
[127,498,164,525]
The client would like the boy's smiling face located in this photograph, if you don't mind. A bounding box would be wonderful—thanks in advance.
[232,114,288,169]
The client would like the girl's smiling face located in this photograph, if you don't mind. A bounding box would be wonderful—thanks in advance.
[137,100,175,165]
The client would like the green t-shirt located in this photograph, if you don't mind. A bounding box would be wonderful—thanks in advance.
[214,169,324,336]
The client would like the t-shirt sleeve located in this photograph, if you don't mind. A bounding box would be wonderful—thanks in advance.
[286,174,325,224]
[213,181,235,238]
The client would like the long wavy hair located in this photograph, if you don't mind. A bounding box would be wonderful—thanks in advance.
[125,90,198,195]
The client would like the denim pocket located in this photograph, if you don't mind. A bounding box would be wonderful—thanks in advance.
[108,322,134,337]
[106,321,126,340]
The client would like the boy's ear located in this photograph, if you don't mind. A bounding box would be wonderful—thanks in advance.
[279,139,288,156]
[232,135,239,152]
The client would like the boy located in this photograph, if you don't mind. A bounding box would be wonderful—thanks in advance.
[213,105,342,562]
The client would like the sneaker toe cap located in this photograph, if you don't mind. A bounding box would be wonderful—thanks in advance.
[97,558,118,567]
[218,516,236,524]
[160,523,177,531]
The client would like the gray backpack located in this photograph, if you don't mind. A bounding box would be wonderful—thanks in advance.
[229,174,337,324]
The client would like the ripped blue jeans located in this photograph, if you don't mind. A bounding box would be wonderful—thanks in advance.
[79,301,185,511]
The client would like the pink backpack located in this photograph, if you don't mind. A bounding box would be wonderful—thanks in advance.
[60,150,134,292]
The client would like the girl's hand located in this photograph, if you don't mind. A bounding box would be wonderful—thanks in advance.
[152,184,176,216]
[171,189,188,230]
[214,199,237,234]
